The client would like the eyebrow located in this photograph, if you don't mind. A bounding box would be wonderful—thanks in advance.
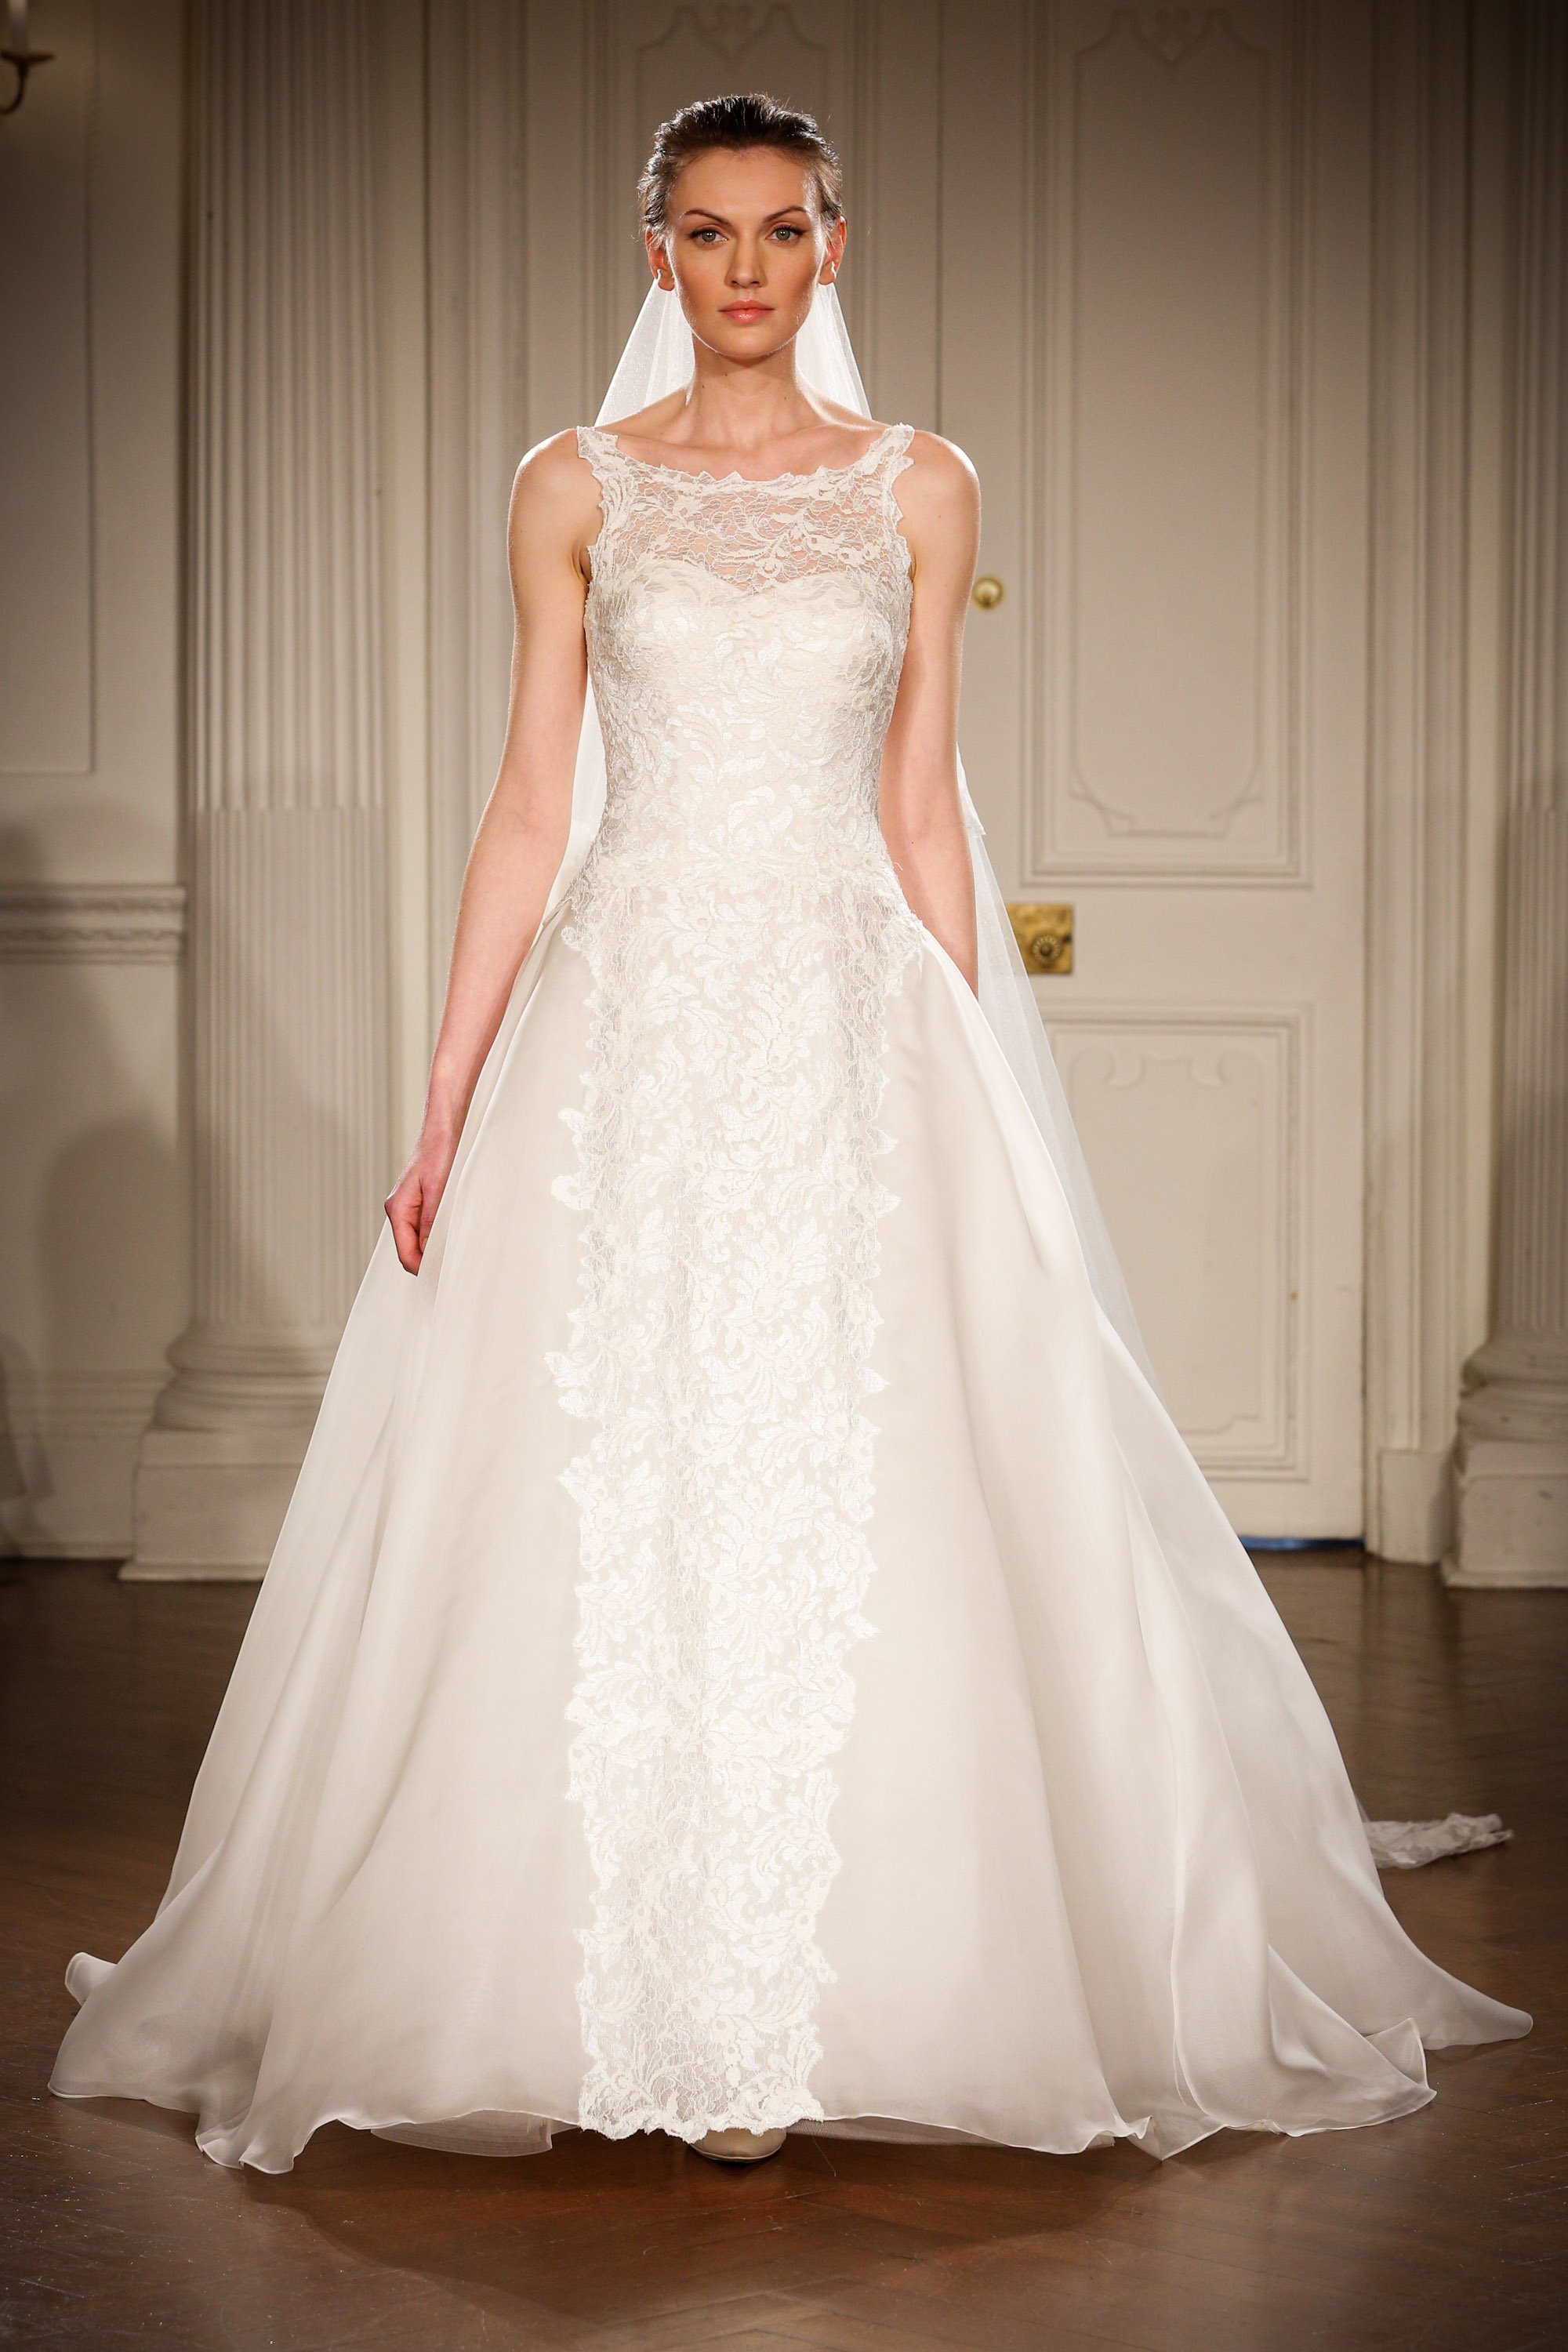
[675,205,813,229]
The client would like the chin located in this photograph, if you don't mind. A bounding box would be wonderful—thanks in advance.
[714,313,811,359]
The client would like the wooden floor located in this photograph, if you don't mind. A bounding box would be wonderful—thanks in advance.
[2,1553,1563,2351]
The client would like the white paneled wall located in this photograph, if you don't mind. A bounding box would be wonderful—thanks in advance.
[2,0,1555,1573]
[0,0,187,1556]
[938,0,1372,1530]
[1028,3,1305,881]
[1048,1011,1301,1466]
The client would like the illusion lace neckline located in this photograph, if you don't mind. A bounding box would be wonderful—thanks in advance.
[585,418,907,488]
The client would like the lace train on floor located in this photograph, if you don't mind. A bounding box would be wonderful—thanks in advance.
[1360,1806,1512,1870]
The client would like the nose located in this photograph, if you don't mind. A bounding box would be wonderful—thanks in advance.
[728,239,763,287]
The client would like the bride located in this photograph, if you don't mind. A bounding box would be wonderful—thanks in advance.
[52,93,1529,2174]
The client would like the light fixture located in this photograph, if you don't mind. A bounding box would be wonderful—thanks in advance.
[2,0,54,118]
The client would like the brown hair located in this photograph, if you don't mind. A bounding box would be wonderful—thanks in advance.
[637,93,844,241]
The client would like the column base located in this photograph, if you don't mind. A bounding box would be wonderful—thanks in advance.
[1444,1432,1568,1587]
[126,1425,314,1581]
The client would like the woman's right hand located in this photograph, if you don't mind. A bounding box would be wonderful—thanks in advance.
[383,430,594,1281]
[384,1128,459,1275]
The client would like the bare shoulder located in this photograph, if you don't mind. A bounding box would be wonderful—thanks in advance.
[898,428,979,509]
[894,430,980,584]
[511,426,599,513]
[508,427,603,569]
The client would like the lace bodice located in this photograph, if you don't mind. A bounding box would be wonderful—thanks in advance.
[579,416,915,590]
[548,422,929,2142]
[574,419,917,898]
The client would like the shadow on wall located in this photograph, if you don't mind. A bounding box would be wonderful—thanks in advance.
[2,818,385,1565]
[0,826,184,1557]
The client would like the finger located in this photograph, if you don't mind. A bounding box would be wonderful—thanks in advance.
[419,1185,444,1254]
[386,1190,423,1276]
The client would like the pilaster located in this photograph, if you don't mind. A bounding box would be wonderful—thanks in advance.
[1450,0,1568,1586]
[1364,0,1473,1562]
[130,0,387,1577]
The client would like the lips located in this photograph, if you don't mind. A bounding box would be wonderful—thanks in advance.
[722,303,771,321]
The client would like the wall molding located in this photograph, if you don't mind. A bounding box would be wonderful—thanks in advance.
[0,882,186,963]
[1024,0,1312,885]
[0,1366,166,1563]
[0,0,96,779]
[0,1366,165,1440]
[1045,1000,1305,1478]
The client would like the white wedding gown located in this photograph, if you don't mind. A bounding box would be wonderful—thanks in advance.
[52,419,1530,2172]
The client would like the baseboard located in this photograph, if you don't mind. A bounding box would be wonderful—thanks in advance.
[0,1370,165,1559]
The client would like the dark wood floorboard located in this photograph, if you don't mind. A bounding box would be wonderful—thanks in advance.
[1,1553,1563,2351]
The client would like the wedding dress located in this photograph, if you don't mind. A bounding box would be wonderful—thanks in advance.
[51,292,1530,2175]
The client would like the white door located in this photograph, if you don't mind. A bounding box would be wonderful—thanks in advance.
[466,0,1371,1537]
[938,0,1371,1537]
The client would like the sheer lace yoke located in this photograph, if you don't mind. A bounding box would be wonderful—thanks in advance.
[577,418,915,597]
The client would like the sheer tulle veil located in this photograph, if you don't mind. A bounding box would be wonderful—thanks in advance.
[550,276,1162,1398]
[546,275,1512,1874]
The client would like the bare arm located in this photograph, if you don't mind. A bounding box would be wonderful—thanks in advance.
[384,432,600,1272]
[877,431,982,993]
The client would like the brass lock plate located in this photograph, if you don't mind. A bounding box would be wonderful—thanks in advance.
[1006,902,1073,975]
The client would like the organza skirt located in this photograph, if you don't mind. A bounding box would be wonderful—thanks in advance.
[51,906,1530,2171]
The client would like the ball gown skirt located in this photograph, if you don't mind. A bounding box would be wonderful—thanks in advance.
[50,422,1530,2172]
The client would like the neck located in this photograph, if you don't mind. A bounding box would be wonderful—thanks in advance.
[671,330,831,453]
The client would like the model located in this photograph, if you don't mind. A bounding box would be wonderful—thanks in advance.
[52,94,1530,2175]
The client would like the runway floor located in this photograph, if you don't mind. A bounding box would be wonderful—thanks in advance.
[2,1553,1563,2351]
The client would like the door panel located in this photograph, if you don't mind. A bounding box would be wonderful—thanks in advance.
[474,0,1370,1534]
[940,0,1370,1534]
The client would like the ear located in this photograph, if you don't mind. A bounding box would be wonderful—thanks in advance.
[645,228,676,292]
[818,216,848,285]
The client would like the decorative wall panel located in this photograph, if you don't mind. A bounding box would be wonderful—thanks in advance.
[0,0,187,1558]
[1029,2,1307,880]
[0,884,185,963]
[0,0,95,775]
[1047,1007,1303,1471]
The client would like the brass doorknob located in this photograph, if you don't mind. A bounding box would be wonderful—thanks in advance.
[971,575,1004,610]
[1006,902,1073,975]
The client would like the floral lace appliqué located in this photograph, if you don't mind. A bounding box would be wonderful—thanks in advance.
[548,423,922,2141]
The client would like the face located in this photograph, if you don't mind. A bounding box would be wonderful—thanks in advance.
[648,145,848,366]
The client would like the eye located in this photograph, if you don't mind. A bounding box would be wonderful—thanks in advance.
[771,224,804,242]
[688,227,721,244]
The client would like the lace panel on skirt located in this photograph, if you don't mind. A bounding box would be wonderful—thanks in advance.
[548,423,922,2138]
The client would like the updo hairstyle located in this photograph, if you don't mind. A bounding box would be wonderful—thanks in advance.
[637,93,844,243]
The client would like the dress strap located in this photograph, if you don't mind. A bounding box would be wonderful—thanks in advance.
[575,423,627,474]
[862,423,916,577]
[859,419,916,484]
[576,423,637,495]
[575,425,639,568]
